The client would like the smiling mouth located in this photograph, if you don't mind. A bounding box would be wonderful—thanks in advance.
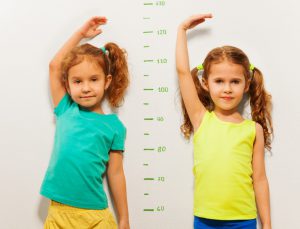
[80,96,95,99]
[221,97,233,100]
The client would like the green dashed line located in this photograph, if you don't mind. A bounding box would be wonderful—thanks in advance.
[144,178,155,180]
[144,118,154,120]
[144,208,154,211]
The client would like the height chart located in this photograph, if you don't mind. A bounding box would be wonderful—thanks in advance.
[134,0,177,227]
[142,0,168,212]
[125,1,195,228]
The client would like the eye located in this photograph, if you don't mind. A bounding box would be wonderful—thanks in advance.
[215,79,223,83]
[232,80,240,84]
[73,80,81,84]
[91,78,98,82]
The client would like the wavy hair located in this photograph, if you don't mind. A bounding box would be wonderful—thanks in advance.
[61,43,129,108]
[181,46,273,150]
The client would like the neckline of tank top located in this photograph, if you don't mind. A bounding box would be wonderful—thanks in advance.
[211,111,248,126]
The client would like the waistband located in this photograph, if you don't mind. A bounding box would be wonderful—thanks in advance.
[50,201,108,213]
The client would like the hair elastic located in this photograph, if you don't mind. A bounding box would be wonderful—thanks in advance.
[196,63,255,78]
[196,64,204,77]
[197,63,255,71]
[100,46,111,75]
[100,46,109,56]
[196,64,204,71]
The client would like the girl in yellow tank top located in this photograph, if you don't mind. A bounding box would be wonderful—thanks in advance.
[176,14,273,229]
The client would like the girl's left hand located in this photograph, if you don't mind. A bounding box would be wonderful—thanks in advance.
[78,16,107,39]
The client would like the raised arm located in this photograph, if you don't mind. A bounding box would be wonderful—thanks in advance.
[49,16,107,107]
[176,14,212,129]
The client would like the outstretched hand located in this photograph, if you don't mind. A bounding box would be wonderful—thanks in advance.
[180,14,213,31]
[78,16,107,38]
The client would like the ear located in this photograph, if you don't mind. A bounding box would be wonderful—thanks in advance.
[105,74,112,90]
[200,78,209,91]
[65,80,71,94]
[244,80,251,93]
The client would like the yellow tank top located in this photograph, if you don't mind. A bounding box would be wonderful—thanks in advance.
[193,111,257,220]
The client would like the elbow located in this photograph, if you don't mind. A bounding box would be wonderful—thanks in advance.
[176,63,191,76]
[253,174,268,185]
[49,60,61,71]
[176,66,184,74]
[108,167,124,179]
[176,68,190,78]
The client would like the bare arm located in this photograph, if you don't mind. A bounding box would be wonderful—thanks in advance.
[107,151,130,229]
[49,16,107,107]
[253,123,271,229]
[176,14,212,129]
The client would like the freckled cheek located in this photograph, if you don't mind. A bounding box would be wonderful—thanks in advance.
[234,86,245,95]
[69,85,83,96]
[92,83,106,92]
[210,87,222,96]
[209,92,219,101]
[93,85,104,95]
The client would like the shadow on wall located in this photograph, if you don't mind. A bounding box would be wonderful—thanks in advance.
[38,197,49,224]
[187,27,211,40]
[36,181,118,224]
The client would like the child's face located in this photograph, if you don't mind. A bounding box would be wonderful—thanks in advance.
[66,59,111,113]
[204,61,248,112]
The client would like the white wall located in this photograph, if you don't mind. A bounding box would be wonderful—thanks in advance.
[1,0,299,228]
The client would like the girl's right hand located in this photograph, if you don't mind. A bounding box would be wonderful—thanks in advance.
[78,16,107,39]
[179,14,213,31]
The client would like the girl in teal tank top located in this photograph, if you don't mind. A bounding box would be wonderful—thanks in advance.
[176,14,273,229]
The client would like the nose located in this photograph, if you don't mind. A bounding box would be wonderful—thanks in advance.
[223,83,232,94]
[81,82,91,93]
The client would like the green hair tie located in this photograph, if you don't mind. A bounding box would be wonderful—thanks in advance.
[197,64,204,71]
[100,46,106,52]
[100,46,109,56]
[250,64,255,71]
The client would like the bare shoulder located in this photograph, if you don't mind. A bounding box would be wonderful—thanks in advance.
[254,122,264,145]
[255,122,263,133]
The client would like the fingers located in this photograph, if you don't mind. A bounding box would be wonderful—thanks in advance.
[182,13,212,29]
[90,16,107,25]
[201,13,213,18]
[190,13,213,23]
[193,18,205,24]
[89,16,107,33]
[86,17,107,31]
[94,29,103,35]
[193,13,213,19]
